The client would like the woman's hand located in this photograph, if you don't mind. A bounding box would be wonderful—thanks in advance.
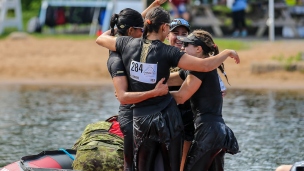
[229,50,240,64]
[156,0,168,5]
[153,78,168,96]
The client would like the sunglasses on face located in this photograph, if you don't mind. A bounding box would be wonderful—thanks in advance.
[133,27,144,33]
[170,19,190,28]
[183,42,195,47]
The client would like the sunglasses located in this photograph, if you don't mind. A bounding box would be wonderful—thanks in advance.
[183,42,196,47]
[170,18,190,28]
[133,27,144,33]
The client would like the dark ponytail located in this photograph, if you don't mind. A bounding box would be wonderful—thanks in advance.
[110,14,119,36]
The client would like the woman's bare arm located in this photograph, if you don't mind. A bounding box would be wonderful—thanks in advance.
[171,75,201,104]
[113,76,168,104]
[167,72,184,86]
[178,49,240,72]
[96,33,117,51]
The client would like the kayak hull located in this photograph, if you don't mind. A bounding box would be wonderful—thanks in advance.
[1,149,76,171]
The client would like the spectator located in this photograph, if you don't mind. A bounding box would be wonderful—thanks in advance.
[169,0,190,21]
[231,0,248,37]
[276,161,304,171]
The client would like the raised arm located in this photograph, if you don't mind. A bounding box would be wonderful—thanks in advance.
[142,0,167,18]
[113,76,168,104]
[178,49,240,72]
[96,32,117,51]
[171,75,201,104]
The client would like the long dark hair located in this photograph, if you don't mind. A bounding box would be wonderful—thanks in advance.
[192,29,230,85]
[142,6,170,39]
[109,8,143,36]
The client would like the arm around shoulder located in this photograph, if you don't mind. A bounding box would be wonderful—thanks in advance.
[177,49,240,72]
[114,77,168,104]
[171,75,201,104]
[95,31,117,51]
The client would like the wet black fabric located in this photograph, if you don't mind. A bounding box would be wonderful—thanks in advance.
[178,69,188,80]
[107,50,133,171]
[169,69,194,141]
[180,108,195,141]
[179,69,239,171]
[186,148,225,171]
[179,69,224,123]
[184,122,239,171]
[133,94,172,117]
[116,36,185,111]
[107,51,128,78]
[133,100,184,171]
[118,106,134,171]
[188,70,223,119]
[115,36,185,171]
[208,150,225,171]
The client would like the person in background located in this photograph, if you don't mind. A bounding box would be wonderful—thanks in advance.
[276,161,304,171]
[170,29,239,171]
[167,18,194,171]
[169,0,191,21]
[231,0,248,37]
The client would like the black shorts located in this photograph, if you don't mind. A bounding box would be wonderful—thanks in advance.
[118,105,133,132]
[133,100,184,148]
[133,100,184,171]
[118,105,134,171]
[185,122,239,170]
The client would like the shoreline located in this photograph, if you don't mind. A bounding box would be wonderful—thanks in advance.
[1,78,304,90]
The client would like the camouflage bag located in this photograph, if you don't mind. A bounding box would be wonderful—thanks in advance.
[72,118,124,171]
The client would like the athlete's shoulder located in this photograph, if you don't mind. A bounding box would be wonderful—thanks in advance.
[108,51,122,65]
[109,51,121,59]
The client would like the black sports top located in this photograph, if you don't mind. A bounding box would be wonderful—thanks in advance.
[179,69,224,123]
[116,36,185,116]
[107,50,132,110]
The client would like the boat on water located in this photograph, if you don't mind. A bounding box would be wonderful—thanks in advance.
[1,149,76,171]
[1,148,165,171]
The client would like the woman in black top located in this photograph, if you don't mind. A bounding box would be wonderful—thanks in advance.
[96,6,240,171]
[170,30,239,171]
[106,3,168,170]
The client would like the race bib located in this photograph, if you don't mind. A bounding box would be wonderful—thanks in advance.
[130,60,157,84]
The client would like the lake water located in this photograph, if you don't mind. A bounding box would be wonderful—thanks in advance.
[0,84,303,170]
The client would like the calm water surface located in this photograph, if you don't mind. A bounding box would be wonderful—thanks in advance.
[0,84,303,171]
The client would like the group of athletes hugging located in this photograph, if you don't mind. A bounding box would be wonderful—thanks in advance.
[73,1,304,171]
[93,0,242,170]
[73,0,243,171]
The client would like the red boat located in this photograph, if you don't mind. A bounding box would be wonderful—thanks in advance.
[1,149,76,171]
